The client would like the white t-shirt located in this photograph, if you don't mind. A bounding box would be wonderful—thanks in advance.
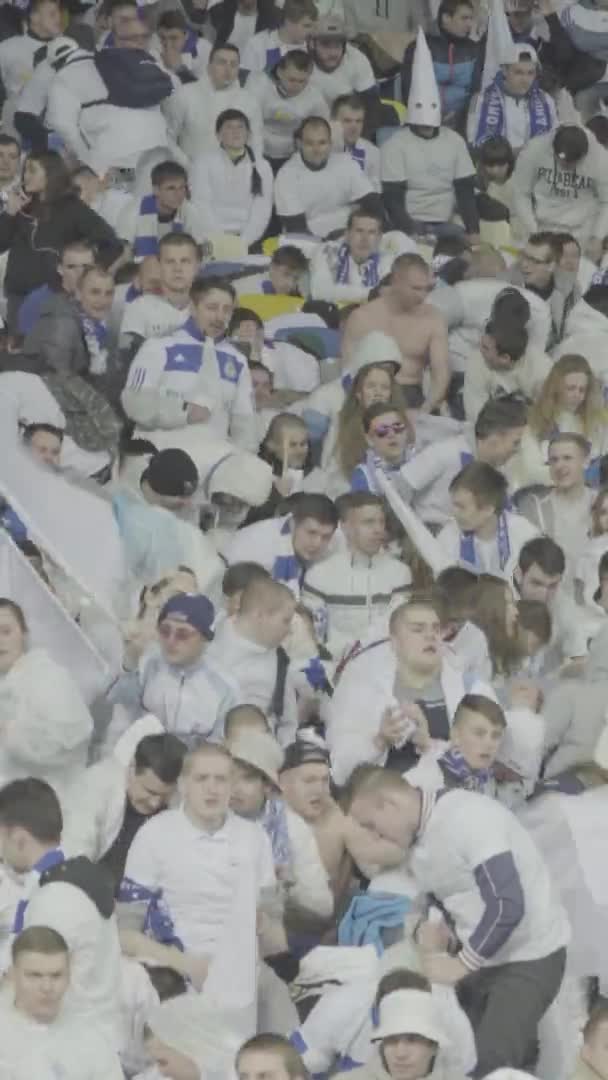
[310,45,375,106]
[381,126,475,223]
[120,294,190,342]
[274,151,373,238]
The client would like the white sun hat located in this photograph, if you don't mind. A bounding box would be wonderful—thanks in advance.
[371,989,446,1045]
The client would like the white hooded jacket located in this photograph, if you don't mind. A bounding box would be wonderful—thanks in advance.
[327,640,496,785]
[0,647,93,808]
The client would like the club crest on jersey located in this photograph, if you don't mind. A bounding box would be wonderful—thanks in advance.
[217,351,242,383]
[164,344,202,373]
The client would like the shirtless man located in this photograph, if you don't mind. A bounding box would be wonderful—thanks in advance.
[342,253,450,412]
[279,743,352,923]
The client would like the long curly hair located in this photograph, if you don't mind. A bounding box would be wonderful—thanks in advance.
[335,364,401,477]
[528,354,606,441]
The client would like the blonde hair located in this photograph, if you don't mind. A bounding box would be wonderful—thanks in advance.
[528,354,606,441]
[336,364,400,477]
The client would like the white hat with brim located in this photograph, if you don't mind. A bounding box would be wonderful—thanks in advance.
[229,729,284,786]
[371,989,445,1045]
[205,452,273,507]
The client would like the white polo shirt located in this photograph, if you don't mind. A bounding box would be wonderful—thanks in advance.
[124,808,275,954]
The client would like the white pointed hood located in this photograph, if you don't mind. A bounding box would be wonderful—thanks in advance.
[407,28,441,128]
[482,0,517,88]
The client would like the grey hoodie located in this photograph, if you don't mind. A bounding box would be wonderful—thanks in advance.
[543,622,608,777]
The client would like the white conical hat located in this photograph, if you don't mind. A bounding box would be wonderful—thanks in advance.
[407,28,441,128]
[482,0,517,89]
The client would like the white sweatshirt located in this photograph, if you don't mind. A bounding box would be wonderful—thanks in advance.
[249,73,330,161]
[165,74,263,162]
[189,146,273,247]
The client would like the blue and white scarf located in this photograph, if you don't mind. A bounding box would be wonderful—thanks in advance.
[439,746,493,793]
[272,517,306,594]
[474,73,553,146]
[261,278,277,294]
[460,511,511,571]
[335,243,380,289]
[81,311,109,375]
[133,193,184,258]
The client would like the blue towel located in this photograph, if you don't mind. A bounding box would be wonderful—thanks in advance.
[338,890,411,954]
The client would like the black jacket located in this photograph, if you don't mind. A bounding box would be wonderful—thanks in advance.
[0,192,122,297]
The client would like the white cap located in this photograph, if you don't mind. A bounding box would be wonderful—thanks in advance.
[349,331,402,377]
[497,708,544,783]
[510,44,539,64]
[407,29,441,128]
[371,989,445,1045]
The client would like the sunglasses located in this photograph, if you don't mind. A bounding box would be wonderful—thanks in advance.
[372,422,406,438]
[158,623,200,643]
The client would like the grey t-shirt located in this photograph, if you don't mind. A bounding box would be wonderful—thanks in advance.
[381,127,475,223]
[387,672,450,771]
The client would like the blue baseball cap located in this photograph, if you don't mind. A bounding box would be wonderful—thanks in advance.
[158,593,215,640]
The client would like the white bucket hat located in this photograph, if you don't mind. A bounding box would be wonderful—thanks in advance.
[229,729,284,786]
[371,989,445,1045]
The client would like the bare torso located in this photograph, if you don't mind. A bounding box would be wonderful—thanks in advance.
[344,296,441,386]
[312,801,353,905]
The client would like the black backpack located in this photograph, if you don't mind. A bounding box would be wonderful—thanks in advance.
[94,48,173,109]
